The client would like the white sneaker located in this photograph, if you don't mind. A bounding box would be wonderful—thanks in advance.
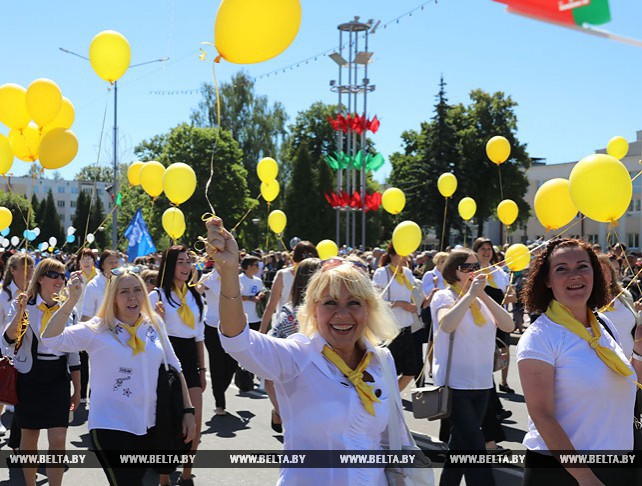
[0,424,6,436]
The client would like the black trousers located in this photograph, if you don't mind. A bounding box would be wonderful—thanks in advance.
[79,351,89,399]
[204,324,238,409]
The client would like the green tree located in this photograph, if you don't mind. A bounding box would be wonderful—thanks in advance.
[0,191,35,241]
[40,189,64,244]
[71,189,90,245]
[89,194,107,249]
[74,165,114,183]
[283,144,318,242]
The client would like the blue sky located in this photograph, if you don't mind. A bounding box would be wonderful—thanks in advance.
[3,0,642,184]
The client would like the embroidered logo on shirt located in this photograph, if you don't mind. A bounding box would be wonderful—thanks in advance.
[119,367,132,375]
[146,326,157,341]
[113,376,131,391]
[123,388,132,397]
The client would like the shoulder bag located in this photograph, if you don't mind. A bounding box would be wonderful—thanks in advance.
[0,355,18,405]
[410,331,454,421]
[377,347,434,486]
[493,337,510,372]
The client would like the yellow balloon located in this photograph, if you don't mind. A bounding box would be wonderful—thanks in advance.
[316,239,338,260]
[569,153,632,223]
[26,78,62,127]
[257,157,278,182]
[89,30,131,83]
[437,173,457,198]
[504,244,530,272]
[534,178,577,231]
[162,207,186,240]
[392,221,422,257]
[486,136,511,165]
[0,207,12,231]
[163,163,197,205]
[139,161,166,198]
[215,0,302,64]
[268,210,287,234]
[0,134,13,175]
[43,97,75,133]
[39,128,78,170]
[497,199,519,226]
[458,197,477,221]
[382,188,406,215]
[0,84,30,130]
[261,179,280,202]
[606,136,628,160]
[9,125,40,162]
[127,161,144,186]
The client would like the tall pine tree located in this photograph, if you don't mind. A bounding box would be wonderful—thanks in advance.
[40,189,64,245]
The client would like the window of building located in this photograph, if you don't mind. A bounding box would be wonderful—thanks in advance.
[628,199,641,213]
[70,200,76,208]
[628,233,640,249]
[71,186,79,194]
[33,186,38,193]
[57,200,65,208]
[630,172,642,194]
[57,186,65,194]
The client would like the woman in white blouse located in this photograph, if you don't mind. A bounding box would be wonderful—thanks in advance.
[205,216,429,485]
[42,266,196,486]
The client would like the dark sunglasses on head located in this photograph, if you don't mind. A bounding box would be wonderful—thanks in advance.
[457,263,481,273]
[111,265,142,276]
[44,270,66,281]
[321,257,369,273]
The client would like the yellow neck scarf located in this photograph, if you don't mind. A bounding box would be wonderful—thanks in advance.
[118,316,145,355]
[38,302,60,336]
[546,300,632,378]
[600,298,616,313]
[322,345,381,416]
[389,265,413,290]
[175,285,195,329]
[481,267,498,289]
[82,267,97,282]
[449,284,486,326]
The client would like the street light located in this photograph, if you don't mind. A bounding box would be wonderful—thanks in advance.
[251,218,261,249]
[59,47,168,248]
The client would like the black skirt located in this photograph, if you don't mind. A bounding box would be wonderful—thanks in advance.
[168,336,200,389]
[16,357,70,429]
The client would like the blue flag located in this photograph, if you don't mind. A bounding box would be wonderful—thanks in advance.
[123,209,156,262]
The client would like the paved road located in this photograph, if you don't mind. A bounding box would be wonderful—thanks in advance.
[0,333,529,485]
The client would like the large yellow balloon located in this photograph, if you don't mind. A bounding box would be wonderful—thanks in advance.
[26,78,62,127]
[163,163,197,205]
[392,221,422,257]
[89,30,131,83]
[268,210,287,234]
[458,197,477,221]
[257,157,278,182]
[0,134,13,175]
[260,179,280,202]
[497,199,518,226]
[437,173,457,198]
[215,0,302,64]
[43,97,75,133]
[0,84,30,130]
[486,136,511,165]
[606,136,628,160]
[9,125,40,162]
[534,178,577,231]
[39,128,78,170]
[139,161,166,198]
[316,239,338,260]
[569,153,632,223]
[504,244,530,272]
[127,161,144,186]
[162,207,186,240]
[0,207,12,231]
[382,188,405,215]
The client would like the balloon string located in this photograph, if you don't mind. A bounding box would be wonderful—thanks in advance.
[632,167,642,182]
[440,198,448,252]
[202,60,221,216]
[74,204,118,257]
[378,263,399,299]
[602,263,642,312]
[212,61,221,129]
[498,165,504,201]
[500,271,515,306]
[230,192,261,233]
[610,230,642,298]
[265,204,270,249]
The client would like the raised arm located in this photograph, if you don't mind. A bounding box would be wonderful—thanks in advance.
[43,273,83,338]
[438,274,487,334]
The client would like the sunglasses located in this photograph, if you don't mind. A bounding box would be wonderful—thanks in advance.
[457,263,481,273]
[44,270,66,281]
[111,265,142,276]
[321,257,369,273]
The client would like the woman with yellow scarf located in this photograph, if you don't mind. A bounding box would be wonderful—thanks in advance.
[518,238,641,485]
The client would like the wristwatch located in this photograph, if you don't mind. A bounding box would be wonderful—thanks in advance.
[183,407,196,415]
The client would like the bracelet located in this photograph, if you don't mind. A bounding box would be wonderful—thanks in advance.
[183,407,196,415]
[198,367,207,372]
[221,290,241,300]
[632,350,642,361]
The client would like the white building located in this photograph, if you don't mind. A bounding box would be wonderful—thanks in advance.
[0,176,113,230]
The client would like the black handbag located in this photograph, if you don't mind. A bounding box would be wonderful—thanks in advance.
[234,367,255,392]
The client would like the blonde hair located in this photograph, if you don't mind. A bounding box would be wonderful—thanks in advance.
[298,261,399,345]
[26,258,65,302]
[433,252,449,267]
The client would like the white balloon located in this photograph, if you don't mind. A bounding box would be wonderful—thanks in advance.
[39,242,48,251]
[67,226,76,236]
[1,239,8,248]
[10,236,19,246]
[48,237,57,247]
[86,233,95,244]
[33,227,40,236]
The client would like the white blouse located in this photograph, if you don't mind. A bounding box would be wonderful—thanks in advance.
[602,297,636,358]
[81,272,108,319]
[372,266,415,328]
[220,327,410,486]
[149,288,205,342]
[41,316,182,435]
[201,270,221,327]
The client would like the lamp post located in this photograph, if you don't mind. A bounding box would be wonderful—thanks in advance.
[251,218,261,250]
[59,47,168,248]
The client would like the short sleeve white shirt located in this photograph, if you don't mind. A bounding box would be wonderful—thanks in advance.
[372,266,415,328]
[201,270,221,327]
[81,273,108,319]
[602,297,636,358]
[239,273,265,324]
[149,288,205,342]
[422,268,445,296]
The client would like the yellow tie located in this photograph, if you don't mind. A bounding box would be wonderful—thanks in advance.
[546,300,634,379]
[322,345,381,416]
[175,285,195,329]
[38,302,60,336]
[481,267,498,289]
[118,316,146,355]
[389,265,413,290]
[449,284,486,326]
[83,267,97,282]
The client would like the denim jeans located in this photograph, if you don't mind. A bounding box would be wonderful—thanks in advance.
[440,388,495,486]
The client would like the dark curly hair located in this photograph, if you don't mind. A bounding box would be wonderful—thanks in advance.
[522,238,608,314]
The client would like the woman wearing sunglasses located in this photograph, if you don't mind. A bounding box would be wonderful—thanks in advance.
[41,266,196,485]
[430,249,513,486]
[2,258,81,486]
[205,217,430,485]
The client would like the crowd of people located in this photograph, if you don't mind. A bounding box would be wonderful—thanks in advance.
[0,223,641,485]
